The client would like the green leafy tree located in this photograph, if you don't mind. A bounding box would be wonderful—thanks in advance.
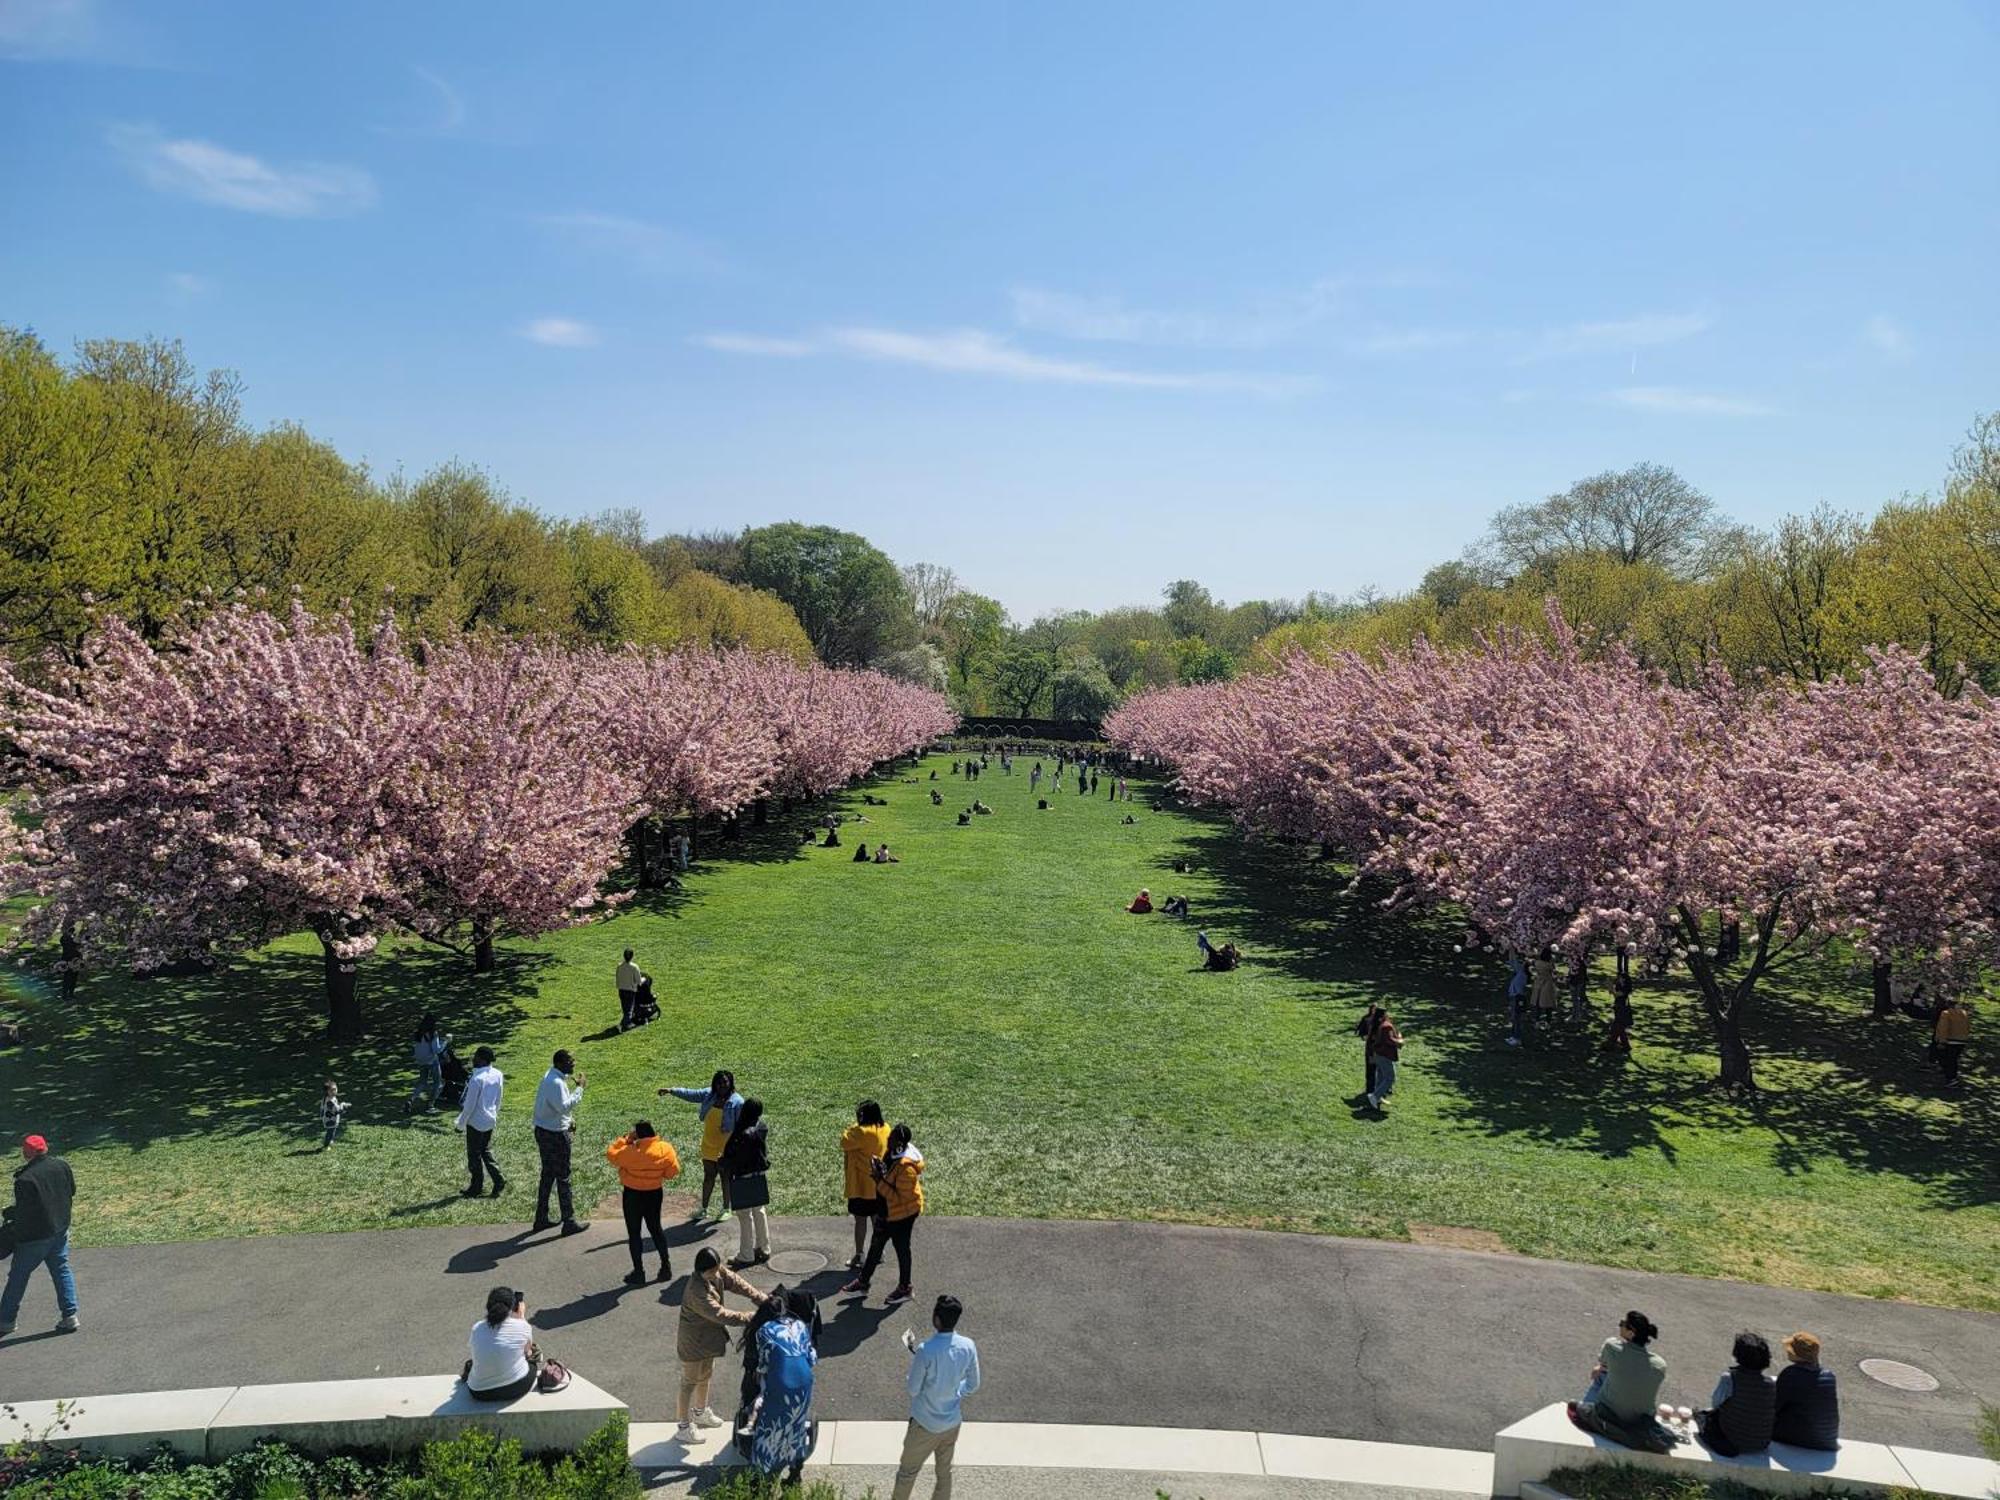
[938,589,1007,700]
[990,646,1057,716]
[1051,654,1120,722]
[738,521,914,665]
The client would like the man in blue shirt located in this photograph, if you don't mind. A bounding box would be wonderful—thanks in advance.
[531,1050,587,1235]
[893,1294,981,1500]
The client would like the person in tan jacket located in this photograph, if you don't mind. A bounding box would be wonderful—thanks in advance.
[676,1246,760,1441]
[1934,998,1971,1085]
[606,1121,680,1286]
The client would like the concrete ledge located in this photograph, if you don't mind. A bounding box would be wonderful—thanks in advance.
[1493,1401,1990,1498]
[206,1374,625,1458]
[0,1389,238,1460]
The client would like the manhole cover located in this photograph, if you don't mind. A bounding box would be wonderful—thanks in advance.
[1859,1358,1940,1392]
[765,1249,829,1277]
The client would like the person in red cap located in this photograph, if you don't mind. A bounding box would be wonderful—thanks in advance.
[1,1134,77,1337]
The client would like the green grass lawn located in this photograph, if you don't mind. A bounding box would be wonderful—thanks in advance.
[2,752,1994,1309]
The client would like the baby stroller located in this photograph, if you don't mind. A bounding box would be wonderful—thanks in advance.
[629,974,661,1028]
[436,1047,469,1110]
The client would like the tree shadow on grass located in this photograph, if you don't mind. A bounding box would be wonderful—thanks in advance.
[0,944,553,1156]
[1176,815,1997,1206]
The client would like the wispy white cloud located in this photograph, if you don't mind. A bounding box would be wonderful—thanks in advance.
[1862,314,1912,363]
[1524,311,1713,361]
[1606,386,1771,417]
[110,124,376,217]
[412,65,465,131]
[0,0,153,63]
[538,212,729,276]
[697,325,1315,396]
[165,270,211,302]
[1009,277,1385,350]
[520,317,600,348]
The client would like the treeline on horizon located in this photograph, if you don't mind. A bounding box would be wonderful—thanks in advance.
[6,329,1996,709]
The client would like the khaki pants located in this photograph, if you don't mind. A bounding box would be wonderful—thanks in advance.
[891,1419,960,1500]
[677,1356,715,1421]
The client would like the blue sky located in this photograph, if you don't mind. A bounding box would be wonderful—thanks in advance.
[4,1,1996,620]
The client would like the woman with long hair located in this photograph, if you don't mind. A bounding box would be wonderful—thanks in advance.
[840,1122,924,1306]
[408,1013,452,1114]
[723,1097,772,1269]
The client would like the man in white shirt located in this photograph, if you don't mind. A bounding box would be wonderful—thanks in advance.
[454,1046,505,1198]
[532,1049,587,1235]
[894,1294,981,1500]
[615,949,643,1030]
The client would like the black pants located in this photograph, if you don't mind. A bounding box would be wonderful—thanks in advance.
[699,1158,731,1212]
[1940,1042,1963,1080]
[623,1186,670,1275]
[859,1211,917,1287]
[535,1126,575,1225]
[618,989,637,1029]
[466,1127,504,1193]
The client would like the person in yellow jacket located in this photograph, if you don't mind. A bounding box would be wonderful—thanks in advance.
[1934,998,1971,1086]
[840,1122,924,1307]
[606,1121,681,1286]
[841,1100,891,1271]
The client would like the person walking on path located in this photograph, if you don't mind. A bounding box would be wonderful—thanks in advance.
[751,1288,820,1485]
[606,1120,680,1284]
[456,1047,506,1197]
[723,1097,773,1269]
[1354,1003,1386,1098]
[1365,1014,1403,1113]
[842,1122,924,1305]
[675,1246,760,1442]
[408,1014,452,1113]
[532,1049,587,1235]
[661,1070,744,1223]
[891,1294,980,1500]
[318,1080,350,1148]
[0,1134,78,1337]
[616,949,644,1031]
[1934,996,1971,1085]
[841,1100,891,1270]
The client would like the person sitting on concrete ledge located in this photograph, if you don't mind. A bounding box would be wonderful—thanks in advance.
[1698,1330,1776,1456]
[1569,1310,1668,1442]
[1126,889,1153,914]
[1771,1331,1840,1451]
[463,1286,567,1400]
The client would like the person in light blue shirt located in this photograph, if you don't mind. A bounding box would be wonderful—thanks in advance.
[893,1294,980,1500]
[531,1050,587,1235]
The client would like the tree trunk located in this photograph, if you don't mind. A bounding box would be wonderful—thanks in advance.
[472,917,495,973]
[754,798,769,826]
[1870,959,1894,1019]
[59,923,80,1002]
[1681,904,1767,1092]
[684,815,699,863]
[628,819,655,889]
[1718,920,1741,965]
[1711,1003,1755,1090]
[322,939,361,1043]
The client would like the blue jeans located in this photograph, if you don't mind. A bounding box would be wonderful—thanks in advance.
[1582,1370,1606,1406]
[1,1232,79,1327]
[1371,1058,1398,1100]
[410,1061,442,1107]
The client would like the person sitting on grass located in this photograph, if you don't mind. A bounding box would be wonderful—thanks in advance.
[1162,895,1190,918]
[1121,813,1137,825]
[972,800,992,815]
[1127,888,1154,914]
[1697,1331,1777,1457]
[822,827,841,848]
[873,845,900,863]
[1772,1331,1840,1451]
[957,810,972,825]
[854,843,871,863]
[930,789,944,805]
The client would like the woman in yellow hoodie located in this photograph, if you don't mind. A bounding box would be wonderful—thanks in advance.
[839,1122,924,1306]
[840,1099,891,1270]
[606,1120,681,1286]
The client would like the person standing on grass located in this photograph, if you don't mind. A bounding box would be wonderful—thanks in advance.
[1531,948,1559,1031]
[408,1013,452,1113]
[723,1097,773,1269]
[662,1070,744,1223]
[891,1294,980,1500]
[842,1122,924,1305]
[841,1100,891,1270]
[532,1049,587,1235]
[616,949,644,1031]
[676,1246,760,1442]
[456,1047,506,1197]
[0,1134,78,1339]
[1030,761,1042,794]
[318,1080,351,1148]
[606,1120,680,1285]
[1601,975,1634,1056]
[1567,955,1590,1023]
[1366,1014,1403,1112]
[1354,1003,1386,1099]
[1934,996,1970,1085]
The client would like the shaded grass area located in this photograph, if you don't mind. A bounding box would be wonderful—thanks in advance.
[1,753,1994,1308]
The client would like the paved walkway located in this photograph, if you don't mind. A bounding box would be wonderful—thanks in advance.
[2,1215,1992,1457]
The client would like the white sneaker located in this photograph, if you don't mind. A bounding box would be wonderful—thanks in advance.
[693,1407,724,1429]
[675,1421,697,1442]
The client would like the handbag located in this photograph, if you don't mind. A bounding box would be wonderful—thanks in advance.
[536,1359,572,1393]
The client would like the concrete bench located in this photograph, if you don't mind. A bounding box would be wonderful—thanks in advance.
[1494,1401,2000,1499]
[3,1374,625,1462]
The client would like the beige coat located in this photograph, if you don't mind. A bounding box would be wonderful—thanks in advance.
[676,1264,761,1361]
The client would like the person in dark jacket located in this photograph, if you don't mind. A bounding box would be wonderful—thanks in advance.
[0,1135,78,1337]
[1772,1331,1840,1450]
[1698,1330,1777,1456]
[724,1097,772,1269]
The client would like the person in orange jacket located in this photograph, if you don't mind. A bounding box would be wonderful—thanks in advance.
[606,1120,681,1285]
[840,1099,891,1271]
[840,1122,925,1306]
